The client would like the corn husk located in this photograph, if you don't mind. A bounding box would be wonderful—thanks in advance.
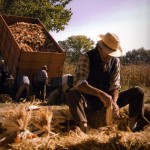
[106,102,113,126]
[30,106,53,136]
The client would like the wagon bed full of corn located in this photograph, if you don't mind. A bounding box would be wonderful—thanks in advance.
[9,22,59,52]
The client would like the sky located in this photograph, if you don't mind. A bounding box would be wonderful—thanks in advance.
[51,0,150,55]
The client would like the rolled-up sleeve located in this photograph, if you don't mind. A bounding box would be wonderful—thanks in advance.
[74,53,89,87]
[109,58,121,91]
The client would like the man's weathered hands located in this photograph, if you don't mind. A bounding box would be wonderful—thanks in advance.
[98,92,113,107]
[97,91,119,116]
[112,102,119,116]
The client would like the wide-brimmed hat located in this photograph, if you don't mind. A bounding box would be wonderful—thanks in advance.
[98,32,123,57]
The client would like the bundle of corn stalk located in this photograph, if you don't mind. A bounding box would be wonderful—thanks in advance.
[9,22,59,52]
[30,106,55,137]
[30,105,72,135]
[0,103,37,147]
[10,123,150,150]
[52,105,73,132]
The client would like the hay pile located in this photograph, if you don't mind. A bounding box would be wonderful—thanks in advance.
[0,102,150,150]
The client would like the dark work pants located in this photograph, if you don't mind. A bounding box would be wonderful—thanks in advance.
[14,83,30,102]
[65,86,144,124]
[36,81,46,100]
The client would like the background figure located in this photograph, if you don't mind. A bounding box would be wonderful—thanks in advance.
[0,62,10,84]
[0,74,16,98]
[14,75,30,102]
[0,59,16,97]
[48,87,65,105]
[0,59,4,83]
[48,74,73,105]
[30,73,37,101]
[36,65,48,101]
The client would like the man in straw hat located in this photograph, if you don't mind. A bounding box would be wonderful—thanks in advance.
[65,32,145,133]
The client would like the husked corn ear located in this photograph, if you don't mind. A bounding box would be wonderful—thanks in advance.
[106,102,113,125]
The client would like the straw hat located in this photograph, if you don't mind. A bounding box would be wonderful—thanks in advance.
[98,32,123,57]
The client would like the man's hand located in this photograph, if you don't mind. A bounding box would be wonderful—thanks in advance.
[110,89,120,117]
[98,92,113,107]
[112,102,119,116]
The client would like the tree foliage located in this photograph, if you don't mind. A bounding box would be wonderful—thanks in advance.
[0,0,72,31]
[120,48,150,65]
[58,35,95,63]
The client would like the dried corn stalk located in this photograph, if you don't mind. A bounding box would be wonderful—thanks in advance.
[52,106,72,129]
[0,105,31,132]
[14,129,37,143]
[0,104,36,145]
[31,106,53,136]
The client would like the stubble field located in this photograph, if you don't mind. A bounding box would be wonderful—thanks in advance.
[0,64,150,150]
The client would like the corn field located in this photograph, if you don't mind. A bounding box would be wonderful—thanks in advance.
[120,65,150,89]
[64,63,150,89]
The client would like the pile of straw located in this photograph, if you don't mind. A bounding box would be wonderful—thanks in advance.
[0,102,149,150]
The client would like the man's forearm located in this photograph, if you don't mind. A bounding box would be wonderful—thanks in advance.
[78,82,112,107]
[78,82,105,97]
[110,89,120,115]
[110,89,119,103]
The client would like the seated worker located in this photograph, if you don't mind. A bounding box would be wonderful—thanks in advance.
[48,74,73,105]
[65,32,145,133]
[14,75,30,102]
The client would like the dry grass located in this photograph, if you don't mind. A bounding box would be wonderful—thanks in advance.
[0,64,150,149]
[121,64,150,89]
[63,63,150,89]
[0,100,149,150]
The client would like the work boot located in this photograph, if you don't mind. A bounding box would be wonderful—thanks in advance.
[128,117,138,132]
[136,116,150,131]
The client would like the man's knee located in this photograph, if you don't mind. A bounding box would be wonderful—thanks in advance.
[130,86,144,106]
[66,88,80,97]
[133,86,144,96]
[66,88,81,103]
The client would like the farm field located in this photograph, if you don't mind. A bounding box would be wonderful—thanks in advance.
[0,64,150,150]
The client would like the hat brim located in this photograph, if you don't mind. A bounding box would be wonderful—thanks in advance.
[98,40,122,57]
[98,34,123,57]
